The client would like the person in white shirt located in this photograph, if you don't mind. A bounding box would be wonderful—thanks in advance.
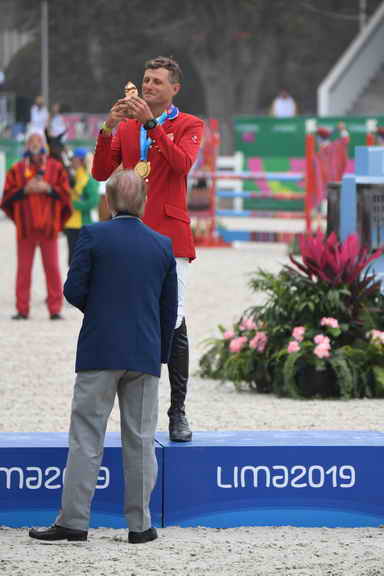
[29,95,49,134]
[270,90,298,118]
[48,102,67,139]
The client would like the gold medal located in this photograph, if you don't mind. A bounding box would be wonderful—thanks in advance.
[134,161,151,179]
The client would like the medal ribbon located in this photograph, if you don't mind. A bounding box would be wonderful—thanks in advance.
[139,105,179,162]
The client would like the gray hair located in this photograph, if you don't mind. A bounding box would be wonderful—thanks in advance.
[106,170,146,216]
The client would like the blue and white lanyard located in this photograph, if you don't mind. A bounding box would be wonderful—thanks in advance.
[139,105,179,162]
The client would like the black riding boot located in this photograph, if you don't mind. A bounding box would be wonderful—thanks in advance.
[168,317,192,442]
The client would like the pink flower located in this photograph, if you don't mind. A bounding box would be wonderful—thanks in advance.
[314,334,330,347]
[239,317,257,331]
[320,317,339,329]
[314,343,331,358]
[287,340,300,353]
[249,331,268,353]
[229,336,247,353]
[370,330,384,344]
[292,326,305,342]
[223,330,235,340]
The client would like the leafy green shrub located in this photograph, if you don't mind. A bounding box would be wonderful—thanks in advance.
[199,233,384,399]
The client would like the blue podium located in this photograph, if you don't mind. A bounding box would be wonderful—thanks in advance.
[0,432,163,528]
[1,431,384,528]
[157,430,384,528]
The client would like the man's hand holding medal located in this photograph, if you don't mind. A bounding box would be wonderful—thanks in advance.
[103,81,156,179]
[104,82,139,129]
[107,82,153,126]
[123,91,153,125]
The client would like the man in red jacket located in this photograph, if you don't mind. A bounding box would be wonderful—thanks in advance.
[1,131,72,319]
[92,56,204,442]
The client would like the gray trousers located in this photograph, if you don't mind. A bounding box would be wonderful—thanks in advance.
[56,370,159,532]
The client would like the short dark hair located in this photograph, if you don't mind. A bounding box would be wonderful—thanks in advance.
[144,56,182,84]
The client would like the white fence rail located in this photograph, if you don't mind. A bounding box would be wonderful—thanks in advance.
[216,152,244,212]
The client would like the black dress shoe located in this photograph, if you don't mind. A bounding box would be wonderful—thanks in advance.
[50,313,64,320]
[29,524,88,542]
[128,527,158,544]
[12,313,28,320]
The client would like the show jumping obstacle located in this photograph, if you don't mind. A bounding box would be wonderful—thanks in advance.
[189,118,378,246]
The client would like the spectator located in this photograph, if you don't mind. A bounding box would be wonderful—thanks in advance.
[376,127,384,146]
[0,90,7,134]
[74,115,88,139]
[270,89,298,117]
[63,147,99,264]
[48,103,67,139]
[316,126,332,146]
[29,95,49,134]
[0,131,72,319]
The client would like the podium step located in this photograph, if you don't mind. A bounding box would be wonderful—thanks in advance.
[1,431,383,528]
[0,432,162,528]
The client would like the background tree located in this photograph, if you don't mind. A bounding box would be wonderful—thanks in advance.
[4,0,383,151]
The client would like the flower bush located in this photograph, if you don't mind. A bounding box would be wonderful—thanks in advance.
[199,233,384,399]
[272,317,357,399]
[199,316,271,392]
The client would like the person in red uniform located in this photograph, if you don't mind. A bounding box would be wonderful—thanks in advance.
[1,131,72,319]
[92,56,204,442]
[376,126,384,146]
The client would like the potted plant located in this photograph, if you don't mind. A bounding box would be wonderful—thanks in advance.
[199,317,271,392]
[272,318,358,398]
[199,232,384,399]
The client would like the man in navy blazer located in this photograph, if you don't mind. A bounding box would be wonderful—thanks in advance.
[29,170,177,545]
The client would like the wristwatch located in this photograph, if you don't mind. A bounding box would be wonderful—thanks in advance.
[143,118,157,130]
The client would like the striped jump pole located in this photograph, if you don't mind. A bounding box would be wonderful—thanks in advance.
[193,171,304,181]
[189,119,323,245]
[305,118,317,235]
[191,169,306,244]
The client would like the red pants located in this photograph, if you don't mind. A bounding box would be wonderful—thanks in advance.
[16,231,63,316]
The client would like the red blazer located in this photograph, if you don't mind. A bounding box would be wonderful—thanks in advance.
[1,157,72,239]
[92,111,204,260]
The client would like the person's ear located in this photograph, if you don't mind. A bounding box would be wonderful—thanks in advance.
[105,194,113,217]
[143,181,149,204]
[172,83,181,98]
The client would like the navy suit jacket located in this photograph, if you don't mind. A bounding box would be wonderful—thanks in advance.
[64,217,178,377]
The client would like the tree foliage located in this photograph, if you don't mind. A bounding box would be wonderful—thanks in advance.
[4,0,383,149]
